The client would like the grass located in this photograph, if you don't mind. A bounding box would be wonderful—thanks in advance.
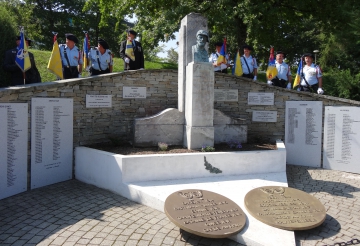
[30,49,267,83]
[30,49,178,83]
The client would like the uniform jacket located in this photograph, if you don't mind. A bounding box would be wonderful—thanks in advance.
[119,40,144,70]
[3,48,41,86]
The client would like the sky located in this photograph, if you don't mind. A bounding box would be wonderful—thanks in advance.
[157,32,179,58]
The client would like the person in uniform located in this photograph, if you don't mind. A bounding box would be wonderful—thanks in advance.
[267,51,292,89]
[241,44,258,81]
[3,36,41,86]
[209,42,230,73]
[59,33,83,79]
[88,38,113,76]
[119,29,144,70]
[299,53,324,94]
[192,30,209,62]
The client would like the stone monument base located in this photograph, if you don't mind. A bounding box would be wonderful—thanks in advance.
[184,125,214,149]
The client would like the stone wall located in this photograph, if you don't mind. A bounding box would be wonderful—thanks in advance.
[1,69,360,148]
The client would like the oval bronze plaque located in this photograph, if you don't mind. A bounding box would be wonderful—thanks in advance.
[164,189,246,238]
[244,186,326,230]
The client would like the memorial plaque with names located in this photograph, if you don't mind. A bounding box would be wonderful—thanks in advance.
[0,103,28,200]
[123,87,146,98]
[31,98,73,189]
[323,106,360,174]
[214,89,238,102]
[86,95,112,108]
[244,186,326,230]
[252,111,277,122]
[285,101,323,167]
[164,189,246,238]
[247,92,274,105]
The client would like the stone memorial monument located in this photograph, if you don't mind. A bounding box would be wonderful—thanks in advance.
[133,13,247,149]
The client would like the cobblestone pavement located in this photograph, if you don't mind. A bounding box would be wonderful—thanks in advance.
[0,165,359,246]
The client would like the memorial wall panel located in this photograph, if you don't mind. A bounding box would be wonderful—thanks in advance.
[285,101,323,167]
[323,106,360,173]
[0,103,28,199]
[31,98,73,189]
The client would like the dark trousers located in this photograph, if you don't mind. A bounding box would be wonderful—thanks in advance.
[242,73,254,79]
[215,69,228,74]
[63,66,79,79]
[90,68,110,76]
[299,83,319,93]
[271,78,288,88]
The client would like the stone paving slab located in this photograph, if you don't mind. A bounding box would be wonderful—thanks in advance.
[0,164,360,246]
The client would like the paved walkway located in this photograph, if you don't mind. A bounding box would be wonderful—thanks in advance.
[0,165,359,246]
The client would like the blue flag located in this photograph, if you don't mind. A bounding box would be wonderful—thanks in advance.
[15,27,31,73]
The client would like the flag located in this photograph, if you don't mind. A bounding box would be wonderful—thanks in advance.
[125,38,135,61]
[232,49,243,76]
[83,32,90,70]
[15,27,31,73]
[293,58,303,89]
[216,38,227,66]
[47,33,64,79]
[266,46,277,80]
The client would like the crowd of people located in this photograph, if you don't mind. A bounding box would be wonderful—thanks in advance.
[2,29,323,94]
[209,41,323,94]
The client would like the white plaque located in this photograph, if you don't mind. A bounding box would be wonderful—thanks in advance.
[285,101,323,167]
[123,87,146,98]
[252,111,277,122]
[248,92,274,105]
[0,103,28,200]
[323,106,360,173]
[31,98,73,189]
[214,89,238,101]
[86,95,112,108]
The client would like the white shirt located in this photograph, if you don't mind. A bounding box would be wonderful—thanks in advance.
[275,61,290,81]
[300,64,322,86]
[241,55,257,74]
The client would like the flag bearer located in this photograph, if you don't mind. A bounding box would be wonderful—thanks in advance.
[59,33,83,79]
[119,29,144,70]
[88,38,113,76]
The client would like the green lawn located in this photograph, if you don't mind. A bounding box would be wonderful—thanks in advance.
[30,49,178,82]
[30,49,268,83]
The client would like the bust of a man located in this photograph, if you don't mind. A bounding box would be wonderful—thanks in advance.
[192,30,209,62]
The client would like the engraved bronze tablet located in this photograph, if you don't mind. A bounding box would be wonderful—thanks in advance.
[244,186,326,230]
[164,189,246,238]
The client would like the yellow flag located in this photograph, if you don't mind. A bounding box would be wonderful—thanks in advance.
[293,59,303,89]
[125,39,135,61]
[232,50,243,76]
[266,66,278,80]
[47,39,64,79]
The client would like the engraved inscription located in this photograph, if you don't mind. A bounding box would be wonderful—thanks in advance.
[164,189,246,238]
[245,186,326,230]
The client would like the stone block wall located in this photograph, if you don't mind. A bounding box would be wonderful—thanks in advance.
[1,69,360,148]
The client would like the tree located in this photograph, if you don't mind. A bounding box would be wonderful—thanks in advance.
[0,3,18,87]
[166,48,178,64]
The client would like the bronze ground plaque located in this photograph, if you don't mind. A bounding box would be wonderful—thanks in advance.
[164,189,246,238]
[244,186,326,230]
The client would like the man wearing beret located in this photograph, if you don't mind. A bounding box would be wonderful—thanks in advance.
[209,42,230,73]
[299,53,324,94]
[88,38,113,76]
[3,36,41,86]
[241,44,258,81]
[268,51,292,89]
[119,29,144,70]
[59,33,83,79]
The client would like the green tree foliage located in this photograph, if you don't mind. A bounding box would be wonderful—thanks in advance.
[0,3,18,87]
[166,48,178,64]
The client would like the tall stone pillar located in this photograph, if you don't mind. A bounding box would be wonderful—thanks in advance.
[184,62,214,149]
[178,13,208,112]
